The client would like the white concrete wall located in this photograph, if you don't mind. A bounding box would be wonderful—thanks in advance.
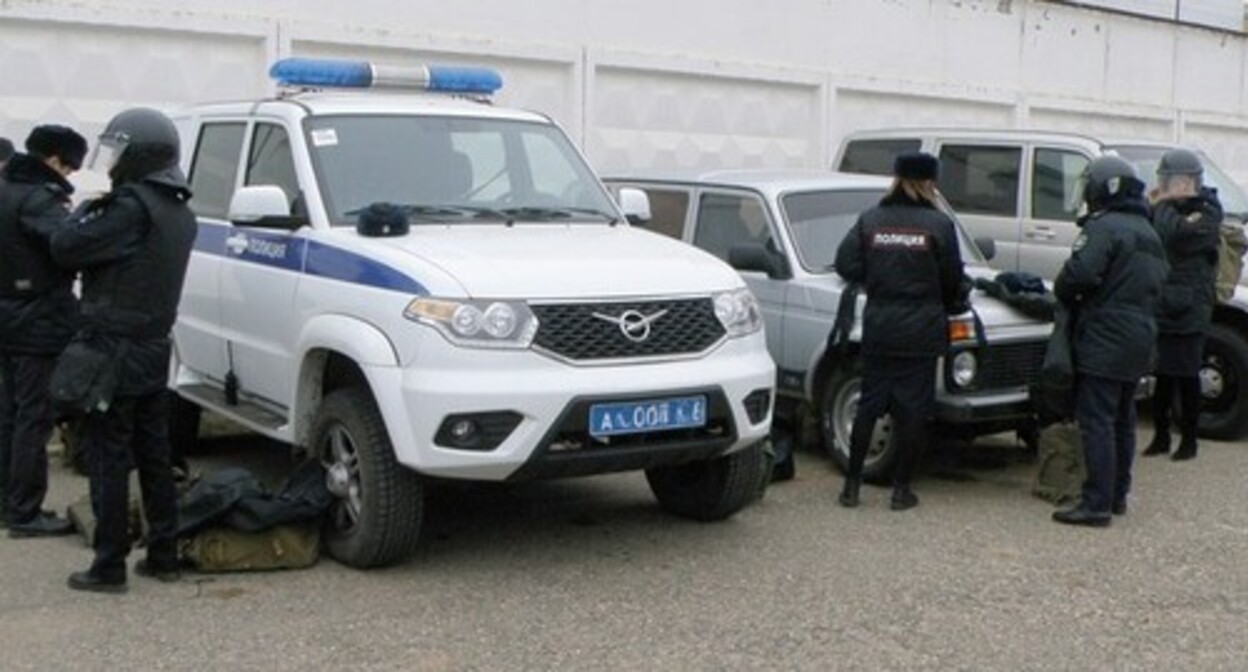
[3,0,1248,179]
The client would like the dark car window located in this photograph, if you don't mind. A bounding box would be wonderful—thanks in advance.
[839,139,921,176]
[781,189,884,271]
[938,144,1022,217]
[628,187,689,240]
[694,193,772,263]
[1032,148,1088,221]
[246,123,300,211]
[188,122,246,219]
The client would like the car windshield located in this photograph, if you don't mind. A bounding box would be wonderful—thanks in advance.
[780,188,987,272]
[305,115,618,226]
[1108,145,1248,218]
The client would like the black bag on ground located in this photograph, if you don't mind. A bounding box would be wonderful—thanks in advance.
[177,461,332,537]
[176,461,332,573]
[48,333,121,416]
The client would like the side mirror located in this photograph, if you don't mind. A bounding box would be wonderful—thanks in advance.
[228,185,307,230]
[728,242,789,279]
[974,236,997,261]
[617,187,651,226]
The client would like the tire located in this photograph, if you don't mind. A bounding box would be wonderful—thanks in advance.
[819,360,899,482]
[168,391,203,455]
[1198,323,1248,440]
[645,441,768,521]
[312,387,423,568]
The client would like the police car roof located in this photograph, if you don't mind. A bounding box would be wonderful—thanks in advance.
[602,168,892,195]
[177,91,549,123]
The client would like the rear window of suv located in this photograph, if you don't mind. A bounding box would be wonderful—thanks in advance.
[839,139,921,176]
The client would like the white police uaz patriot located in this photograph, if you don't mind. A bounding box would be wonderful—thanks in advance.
[168,58,775,567]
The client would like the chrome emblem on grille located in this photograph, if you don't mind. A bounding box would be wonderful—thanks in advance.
[591,309,669,343]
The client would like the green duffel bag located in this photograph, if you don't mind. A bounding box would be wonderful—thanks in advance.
[182,524,320,572]
[1032,422,1085,506]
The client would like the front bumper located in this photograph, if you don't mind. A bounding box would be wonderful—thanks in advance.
[364,330,775,481]
[935,387,1033,424]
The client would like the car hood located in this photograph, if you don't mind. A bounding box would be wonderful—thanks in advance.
[348,224,744,299]
[791,265,1052,336]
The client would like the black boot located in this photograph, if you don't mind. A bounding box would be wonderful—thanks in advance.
[1172,376,1201,461]
[1052,506,1112,527]
[838,477,861,508]
[67,571,127,594]
[1144,375,1173,456]
[890,486,919,511]
[1142,432,1171,457]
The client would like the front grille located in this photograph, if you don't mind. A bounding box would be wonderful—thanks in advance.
[974,340,1047,390]
[530,298,726,362]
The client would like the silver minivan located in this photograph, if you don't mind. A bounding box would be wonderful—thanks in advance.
[836,128,1248,441]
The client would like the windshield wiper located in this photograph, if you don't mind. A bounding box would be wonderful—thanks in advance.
[498,206,618,224]
[345,203,471,223]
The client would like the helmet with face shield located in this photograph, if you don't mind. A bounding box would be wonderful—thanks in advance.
[89,107,180,174]
[1156,148,1204,196]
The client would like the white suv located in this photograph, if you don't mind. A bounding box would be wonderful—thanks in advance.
[167,59,775,567]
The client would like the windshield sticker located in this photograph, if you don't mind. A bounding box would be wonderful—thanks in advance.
[311,128,338,147]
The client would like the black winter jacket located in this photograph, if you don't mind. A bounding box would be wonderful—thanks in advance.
[1055,199,1168,382]
[51,166,197,396]
[0,154,79,355]
[1152,188,1221,335]
[835,192,967,358]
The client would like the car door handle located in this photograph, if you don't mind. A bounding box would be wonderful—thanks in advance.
[225,234,249,255]
[1026,226,1057,241]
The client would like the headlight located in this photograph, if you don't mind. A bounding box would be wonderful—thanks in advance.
[950,350,978,389]
[404,298,538,349]
[714,289,763,337]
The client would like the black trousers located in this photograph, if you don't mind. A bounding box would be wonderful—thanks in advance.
[847,355,936,488]
[0,351,58,524]
[84,391,179,579]
[1075,375,1138,514]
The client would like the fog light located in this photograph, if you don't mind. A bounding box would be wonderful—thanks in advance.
[434,412,523,451]
[450,419,478,442]
[951,351,978,389]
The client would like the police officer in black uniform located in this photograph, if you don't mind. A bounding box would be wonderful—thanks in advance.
[1053,157,1168,527]
[835,152,967,510]
[51,108,196,592]
[0,125,87,536]
[1141,149,1221,462]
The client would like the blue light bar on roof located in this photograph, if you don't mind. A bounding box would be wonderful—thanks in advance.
[269,57,503,95]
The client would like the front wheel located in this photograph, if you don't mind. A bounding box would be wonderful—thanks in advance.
[645,442,768,521]
[819,361,899,482]
[1198,323,1248,440]
[312,387,423,568]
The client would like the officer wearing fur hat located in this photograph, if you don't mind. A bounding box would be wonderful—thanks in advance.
[834,152,968,510]
[1052,157,1168,527]
[0,125,87,536]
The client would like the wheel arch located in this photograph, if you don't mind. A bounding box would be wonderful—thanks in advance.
[808,340,860,406]
[292,316,399,447]
[1212,304,1248,336]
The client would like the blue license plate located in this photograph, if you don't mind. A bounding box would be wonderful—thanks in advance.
[588,395,707,438]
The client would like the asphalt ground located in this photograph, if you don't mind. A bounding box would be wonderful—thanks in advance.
[2,425,1246,671]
